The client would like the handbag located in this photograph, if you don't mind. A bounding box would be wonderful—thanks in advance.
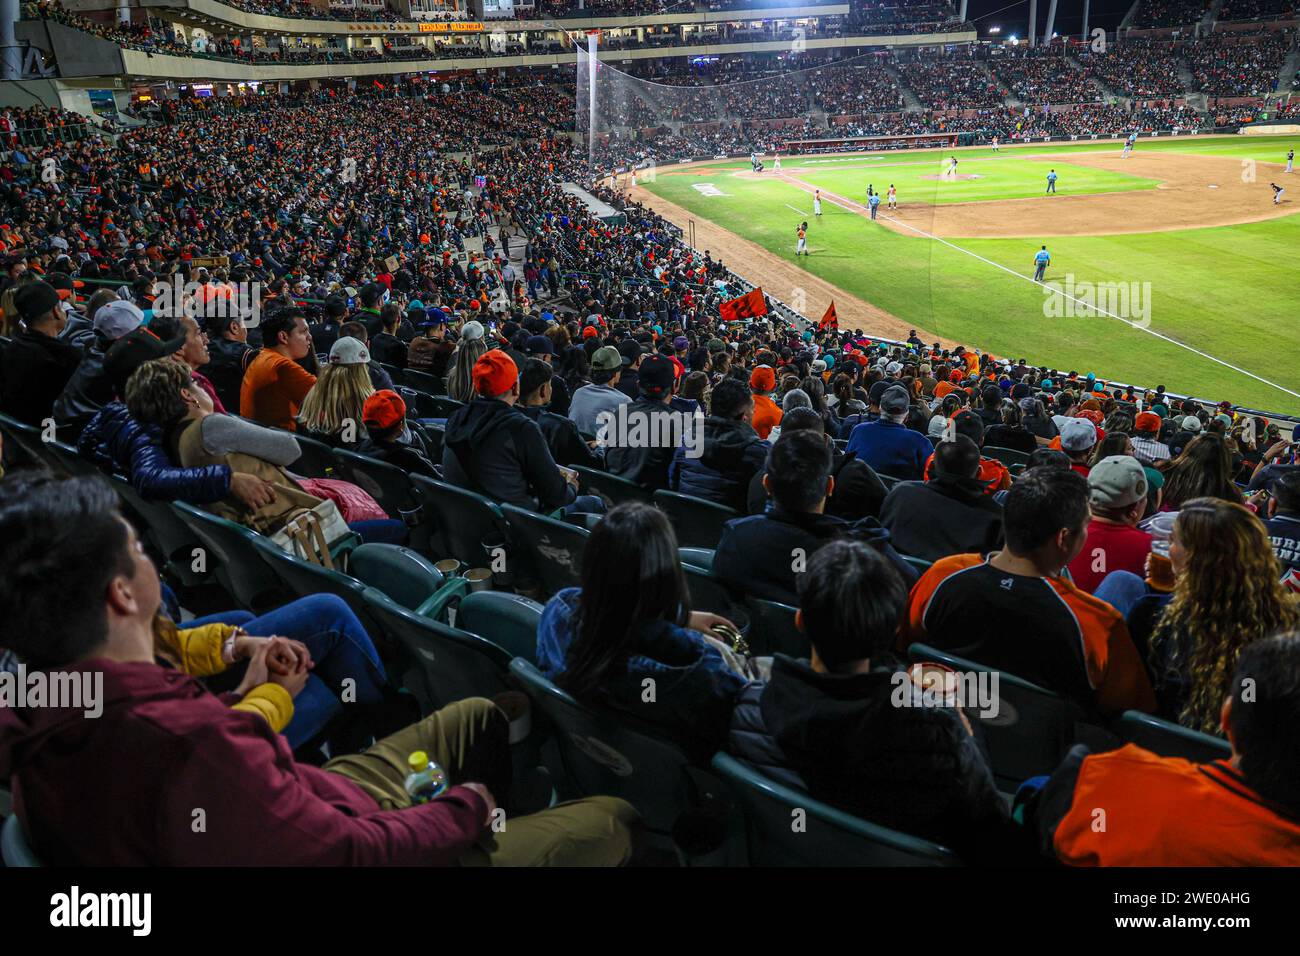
[268,501,350,568]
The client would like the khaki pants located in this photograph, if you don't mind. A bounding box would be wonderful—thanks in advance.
[325,698,640,866]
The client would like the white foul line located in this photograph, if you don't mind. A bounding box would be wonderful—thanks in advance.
[789,180,1298,401]
[784,203,808,216]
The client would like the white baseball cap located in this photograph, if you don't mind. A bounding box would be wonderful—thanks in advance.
[93,299,144,342]
[329,336,370,366]
[461,320,485,342]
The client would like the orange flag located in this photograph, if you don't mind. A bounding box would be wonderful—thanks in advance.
[719,287,768,323]
[819,300,838,331]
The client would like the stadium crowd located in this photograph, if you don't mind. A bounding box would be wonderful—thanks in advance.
[989,48,1101,105]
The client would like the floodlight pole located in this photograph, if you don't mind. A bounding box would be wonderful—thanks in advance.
[1,0,20,81]
[1028,0,1037,47]
[1082,0,1091,40]
[1043,0,1058,46]
[587,31,598,174]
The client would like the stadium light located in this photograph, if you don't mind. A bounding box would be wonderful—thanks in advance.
[989,26,1001,34]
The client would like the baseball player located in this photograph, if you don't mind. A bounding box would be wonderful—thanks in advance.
[991,137,1000,153]
[887,183,897,210]
[1033,245,1050,282]
[813,189,822,217]
[796,221,808,255]
[774,153,782,171]
[1122,131,1137,158]
[1273,182,1285,205]
[949,156,959,177]
[1287,149,1294,173]
[1046,169,1058,194]
[869,191,880,220]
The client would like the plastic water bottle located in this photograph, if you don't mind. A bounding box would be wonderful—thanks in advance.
[403,751,448,804]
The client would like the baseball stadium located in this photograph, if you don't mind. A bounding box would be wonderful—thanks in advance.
[4,0,1300,904]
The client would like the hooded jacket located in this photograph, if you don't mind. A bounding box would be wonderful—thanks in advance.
[669,415,768,512]
[0,659,487,866]
[77,401,231,503]
[356,424,439,478]
[747,447,888,520]
[713,506,918,606]
[728,654,1010,860]
[519,405,602,470]
[604,397,681,490]
[879,473,1005,563]
[441,397,571,513]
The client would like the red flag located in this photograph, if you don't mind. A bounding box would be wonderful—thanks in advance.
[818,300,838,331]
[719,287,768,323]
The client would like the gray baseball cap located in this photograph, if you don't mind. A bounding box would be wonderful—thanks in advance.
[591,345,622,372]
[880,385,910,415]
[1088,455,1148,508]
[93,299,144,341]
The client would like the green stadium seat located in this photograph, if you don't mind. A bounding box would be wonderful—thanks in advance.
[409,474,509,567]
[744,597,810,659]
[362,587,512,714]
[400,369,445,395]
[1,815,42,868]
[907,643,1086,791]
[678,547,716,571]
[572,465,653,506]
[653,489,740,550]
[499,502,588,596]
[329,448,422,522]
[1113,710,1231,763]
[43,440,102,478]
[345,542,445,610]
[169,502,288,612]
[902,554,933,575]
[509,658,723,838]
[456,590,545,663]
[107,477,208,588]
[0,413,51,469]
[710,753,961,867]
[984,445,1031,468]
[289,433,340,479]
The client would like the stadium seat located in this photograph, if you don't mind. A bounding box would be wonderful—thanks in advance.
[984,446,1031,468]
[290,433,340,479]
[426,395,464,418]
[43,440,102,478]
[710,753,961,867]
[653,490,740,550]
[1,814,42,868]
[902,554,934,575]
[410,474,510,567]
[500,502,588,596]
[249,534,387,635]
[907,643,1085,791]
[362,587,512,714]
[509,658,723,838]
[1114,710,1231,763]
[678,547,716,571]
[456,590,545,663]
[330,448,422,522]
[169,502,288,612]
[400,370,445,395]
[346,542,445,611]
[0,413,51,469]
[108,477,208,589]
[572,465,653,506]
[744,597,810,659]
[877,473,904,490]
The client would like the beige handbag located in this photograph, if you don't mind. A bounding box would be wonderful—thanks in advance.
[269,502,350,568]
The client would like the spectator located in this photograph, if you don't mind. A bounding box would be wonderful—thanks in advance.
[53,299,144,435]
[670,377,767,511]
[1161,434,1245,510]
[984,400,1039,454]
[1031,634,1300,866]
[307,295,346,356]
[239,309,317,431]
[407,310,455,378]
[715,429,913,605]
[297,336,376,449]
[749,365,782,440]
[537,502,748,753]
[0,473,638,866]
[199,309,259,414]
[748,406,888,520]
[845,384,932,480]
[338,321,395,393]
[1068,455,1153,595]
[0,281,82,426]
[605,354,682,490]
[356,389,438,478]
[569,345,630,437]
[880,435,1004,563]
[525,333,571,417]
[1265,469,1300,586]
[903,466,1156,716]
[1138,498,1300,732]
[922,411,1012,494]
[728,539,1013,861]
[370,303,409,369]
[1130,411,1171,464]
[442,350,599,516]
[444,321,490,403]
[1058,418,1098,475]
[517,358,601,469]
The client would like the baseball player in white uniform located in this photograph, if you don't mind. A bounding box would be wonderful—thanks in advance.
[991,137,1000,153]
[1287,149,1294,173]
[774,153,782,171]
[813,190,822,217]
[887,184,897,210]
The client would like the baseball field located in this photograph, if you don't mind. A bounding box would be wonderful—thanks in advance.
[631,134,1300,415]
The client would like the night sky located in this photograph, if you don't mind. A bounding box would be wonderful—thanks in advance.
[962,0,1140,41]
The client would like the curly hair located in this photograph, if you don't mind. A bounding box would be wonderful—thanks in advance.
[1150,498,1300,733]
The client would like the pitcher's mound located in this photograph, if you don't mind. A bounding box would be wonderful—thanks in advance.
[919,173,983,181]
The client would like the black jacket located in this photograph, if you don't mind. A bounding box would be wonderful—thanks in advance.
[52,339,115,436]
[670,416,768,511]
[519,405,602,469]
[879,474,1005,563]
[983,424,1038,454]
[0,330,83,426]
[356,426,438,478]
[605,397,681,490]
[728,654,1011,860]
[370,332,408,369]
[747,448,887,520]
[713,506,917,606]
[200,337,260,414]
[307,318,340,357]
[442,397,572,513]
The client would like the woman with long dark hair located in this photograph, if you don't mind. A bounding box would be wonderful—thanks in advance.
[1159,434,1245,511]
[536,502,749,749]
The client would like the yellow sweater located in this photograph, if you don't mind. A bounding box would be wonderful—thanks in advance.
[153,618,294,732]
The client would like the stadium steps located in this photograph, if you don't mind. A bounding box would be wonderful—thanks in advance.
[1066,55,1120,103]
[974,60,1018,108]
[1274,48,1300,96]
[884,63,926,112]
[1202,0,1224,29]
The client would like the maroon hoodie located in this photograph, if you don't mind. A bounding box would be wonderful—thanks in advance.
[0,659,487,865]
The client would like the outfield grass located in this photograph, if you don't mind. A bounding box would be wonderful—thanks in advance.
[644,135,1300,413]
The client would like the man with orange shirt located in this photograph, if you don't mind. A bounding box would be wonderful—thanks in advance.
[749,365,782,440]
[1031,634,1300,865]
[933,368,963,400]
[239,309,317,431]
[922,411,1011,494]
[902,466,1155,717]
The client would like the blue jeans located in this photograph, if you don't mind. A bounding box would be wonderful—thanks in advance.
[1093,570,1149,619]
[189,594,389,748]
[561,494,605,517]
